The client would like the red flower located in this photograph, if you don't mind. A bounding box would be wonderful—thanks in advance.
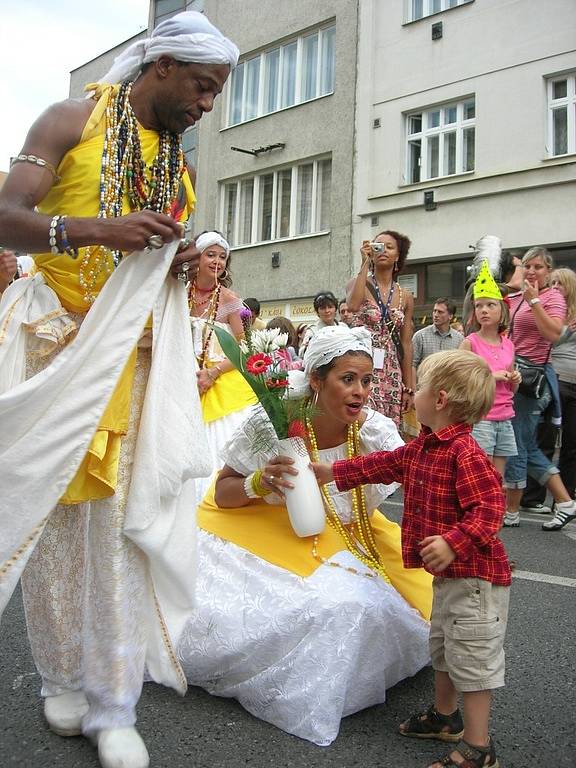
[246,353,273,375]
[266,378,289,389]
[287,420,306,439]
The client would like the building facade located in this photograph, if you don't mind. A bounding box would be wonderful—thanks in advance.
[191,0,359,322]
[354,0,576,321]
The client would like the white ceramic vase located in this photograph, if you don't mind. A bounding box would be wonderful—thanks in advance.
[278,436,326,537]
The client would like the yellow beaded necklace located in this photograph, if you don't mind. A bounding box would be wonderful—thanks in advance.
[306,416,391,584]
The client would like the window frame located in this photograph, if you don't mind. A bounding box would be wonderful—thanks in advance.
[220,157,332,247]
[405,97,476,184]
[405,0,473,23]
[225,23,336,128]
[546,72,576,157]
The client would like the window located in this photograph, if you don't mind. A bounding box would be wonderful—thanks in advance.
[221,158,332,246]
[407,0,472,22]
[406,98,475,183]
[547,73,576,156]
[227,25,335,126]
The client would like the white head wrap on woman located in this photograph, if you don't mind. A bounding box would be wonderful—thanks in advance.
[195,231,230,256]
[288,325,373,398]
[99,11,240,85]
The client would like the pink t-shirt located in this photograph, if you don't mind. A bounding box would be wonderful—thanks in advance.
[509,288,566,364]
[468,333,515,420]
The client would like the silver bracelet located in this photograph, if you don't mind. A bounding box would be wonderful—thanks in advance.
[48,214,62,255]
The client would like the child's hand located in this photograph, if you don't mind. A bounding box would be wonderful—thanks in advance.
[508,369,522,386]
[418,535,456,572]
[310,462,334,486]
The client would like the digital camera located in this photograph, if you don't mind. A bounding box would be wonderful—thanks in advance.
[370,242,385,254]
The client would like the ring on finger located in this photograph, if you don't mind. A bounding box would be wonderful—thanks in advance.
[147,234,164,249]
[268,475,276,484]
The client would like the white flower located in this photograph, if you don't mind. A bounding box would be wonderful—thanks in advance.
[248,328,289,353]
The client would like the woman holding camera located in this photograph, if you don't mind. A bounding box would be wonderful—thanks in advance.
[346,230,414,427]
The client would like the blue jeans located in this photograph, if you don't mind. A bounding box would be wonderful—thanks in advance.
[504,386,559,489]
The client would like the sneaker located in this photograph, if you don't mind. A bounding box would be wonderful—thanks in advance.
[519,502,551,514]
[542,503,576,531]
[503,511,520,527]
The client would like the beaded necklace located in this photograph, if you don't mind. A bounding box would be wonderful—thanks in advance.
[306,416,391,583]
[79,81,184,304]
[189,281,221,369]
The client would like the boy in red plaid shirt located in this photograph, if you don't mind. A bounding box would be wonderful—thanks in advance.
[313,349,511,768]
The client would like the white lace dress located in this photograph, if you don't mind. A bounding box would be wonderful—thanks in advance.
[177,410,431,746]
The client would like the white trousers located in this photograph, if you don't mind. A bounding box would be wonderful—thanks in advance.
[21,348,151,736]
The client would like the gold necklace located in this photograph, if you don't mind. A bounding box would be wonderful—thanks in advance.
[306,416,391,583]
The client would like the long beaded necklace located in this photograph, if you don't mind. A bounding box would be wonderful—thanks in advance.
[188,281,221,369]
[79,81,185,304]
[306,416,391,584]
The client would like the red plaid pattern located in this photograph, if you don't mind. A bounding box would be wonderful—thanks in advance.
[333,423,511,586]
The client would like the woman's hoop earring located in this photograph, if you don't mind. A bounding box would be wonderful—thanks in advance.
[220,268,229,282]
[312,390,319,407]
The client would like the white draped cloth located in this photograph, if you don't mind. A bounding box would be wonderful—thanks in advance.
[177,410,430,746]
[0,242,211,693]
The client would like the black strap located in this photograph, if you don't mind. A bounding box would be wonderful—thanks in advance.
[366,279,404,361]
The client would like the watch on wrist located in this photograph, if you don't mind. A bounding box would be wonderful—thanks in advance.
[529,297,541,306]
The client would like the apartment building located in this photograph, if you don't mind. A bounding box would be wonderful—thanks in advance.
[354,0,576,318]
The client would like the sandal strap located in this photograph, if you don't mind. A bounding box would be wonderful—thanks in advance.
[438,738,496,768]
[406,705,461,734]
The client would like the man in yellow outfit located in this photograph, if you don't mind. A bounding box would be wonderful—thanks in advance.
[0,11,238,768]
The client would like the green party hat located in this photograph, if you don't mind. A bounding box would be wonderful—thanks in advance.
[473,259,503,300]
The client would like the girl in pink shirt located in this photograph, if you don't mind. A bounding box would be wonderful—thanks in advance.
[461,293,521,476]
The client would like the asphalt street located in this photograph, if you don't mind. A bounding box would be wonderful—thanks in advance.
[1,498,575,768]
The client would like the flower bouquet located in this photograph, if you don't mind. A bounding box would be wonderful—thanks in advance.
[212,317,325,537]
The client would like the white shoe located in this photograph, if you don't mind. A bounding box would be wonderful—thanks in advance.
[503,511,520,527]
[542,502,576,531]
[44,690,89,736]
[97,727,150,768]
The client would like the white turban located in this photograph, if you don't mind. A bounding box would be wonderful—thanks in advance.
[288,325,373,399]
[195,231,230,256]
[99,11,240,85]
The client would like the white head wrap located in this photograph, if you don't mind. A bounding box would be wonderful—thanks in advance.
[195,231,230,256]
[99,11,240,85]
[288,325,373,399]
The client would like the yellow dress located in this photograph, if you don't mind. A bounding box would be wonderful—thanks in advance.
[33,84,195,503]
[177,409,432,746]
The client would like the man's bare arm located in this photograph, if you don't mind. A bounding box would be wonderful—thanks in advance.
[0,98,183,254]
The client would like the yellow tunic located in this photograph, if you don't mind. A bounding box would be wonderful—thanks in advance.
[34,85,195,503]
[198,485,432,621]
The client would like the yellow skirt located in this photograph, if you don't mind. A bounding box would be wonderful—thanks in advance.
[198,485,432,621]
[201,368,257,423]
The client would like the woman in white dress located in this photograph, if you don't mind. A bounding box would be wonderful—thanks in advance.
[178,325,432,746]
[188,232,257,502]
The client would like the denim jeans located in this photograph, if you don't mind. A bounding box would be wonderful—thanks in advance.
[504,386,560,488]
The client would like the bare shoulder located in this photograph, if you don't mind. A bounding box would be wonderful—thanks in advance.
[19,97,97,165]
[220,286,240,303]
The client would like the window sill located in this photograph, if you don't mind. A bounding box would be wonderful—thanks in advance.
[542,152,576,163]
[230,230,330,252]
[398,170,475,189]
[221,92,334,132]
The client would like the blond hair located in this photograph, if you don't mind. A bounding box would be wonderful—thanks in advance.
[418,350,495,425]
[550,268,576,323]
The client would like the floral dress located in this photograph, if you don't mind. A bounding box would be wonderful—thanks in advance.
[350,289,405,426]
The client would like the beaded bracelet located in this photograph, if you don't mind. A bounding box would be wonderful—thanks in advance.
[57,216,78,258]
[243,470,271,499]
[48,214,62,254]
[402,384,415,396]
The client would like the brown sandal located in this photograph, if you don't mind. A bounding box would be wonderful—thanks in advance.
[430,738,499,768]
[399,705,464,742]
